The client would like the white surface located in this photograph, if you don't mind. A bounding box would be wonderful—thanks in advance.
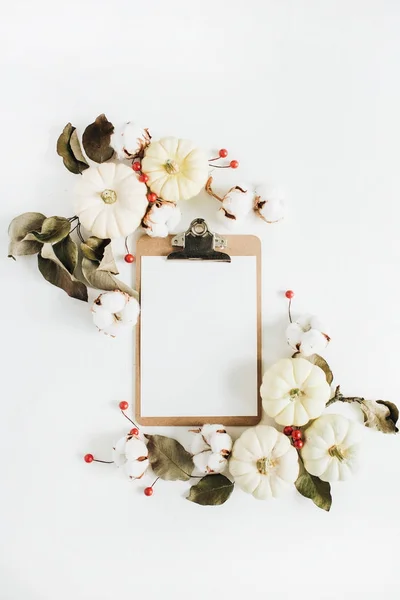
[1,2,400,599]
[140,256,258,418]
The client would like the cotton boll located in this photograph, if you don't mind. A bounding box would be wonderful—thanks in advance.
[143,201,182,238]
[111,122,151,160]
[286,314,331,356]
[254,184,285,223]
[112,435,149,479]
[201,424,226,444]
[189,431,209,455]
[193,451,212,473]
[91,290,140,337]
[124,459,149,479]
[216,207,239,230]
[118,296,140,325]
[298,329,330,357]
[92,305,115,330]
[124,437,148,461]
[207,453,227,473]
[221,184,254,220]
[208,432,233,455]
[97,290,127,313]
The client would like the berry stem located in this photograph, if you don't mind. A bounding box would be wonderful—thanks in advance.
[208,156,221,162]
[120,409,139,430]
[288,298,292,323]
[151,477,160,488]
[209,164,231,169]
[124,237,130,254]
[94,459,114,464]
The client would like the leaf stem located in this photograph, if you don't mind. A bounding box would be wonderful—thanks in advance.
[326,386,364,407]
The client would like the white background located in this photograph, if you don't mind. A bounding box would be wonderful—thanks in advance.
[1,1,400,599]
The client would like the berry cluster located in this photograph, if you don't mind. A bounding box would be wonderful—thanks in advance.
[283,425,304,449]
[83,401,159,497]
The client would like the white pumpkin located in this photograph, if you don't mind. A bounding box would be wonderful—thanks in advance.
[74,163,148,239]
[261,357,331,427]
[301,414,361,482]
[141,137,209,202]
[229,425,299,500]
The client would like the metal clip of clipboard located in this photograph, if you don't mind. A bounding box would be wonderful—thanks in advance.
[168,218,231,262]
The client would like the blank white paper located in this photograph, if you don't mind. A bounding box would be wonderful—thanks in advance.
[140,256,258,418]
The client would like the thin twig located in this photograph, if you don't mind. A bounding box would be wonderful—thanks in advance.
[120,409,139,429]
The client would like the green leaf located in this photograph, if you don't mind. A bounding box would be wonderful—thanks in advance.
[145,434,194,481]
[38,248,88,302]
[8,212,46,258]
[187,474,234,506]
[53,235,78,275]
[294,352,333,385]
[81,256,136,297]
[360,400,399,434]
[295,459,332,511]
[32,216,71,244]
[56,123,89,174]
[80,237,111,262]
[82,114,114,163]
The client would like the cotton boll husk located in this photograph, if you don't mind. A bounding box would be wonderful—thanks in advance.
[215,207,239,230]
[92,305,115,330]
[208,432,233,455]
[111,122,150,160]
[201,424,226,444]
[118,296,140,325]
[97,290,127,313]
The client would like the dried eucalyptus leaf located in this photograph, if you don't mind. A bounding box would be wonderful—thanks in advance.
[81,257,137,297]
[56,123,89,174]
[53,235,78,275]
[145,434,194,481]
[69,129,88,165]
[360,400,399,434]
[8,212,46,258]
[82,114,114,163]
[80,237,111,262]
[293,352,333,385]
[38,251,88,302]
[295,460,332,511]
[187,474,234,506]
[32,217,71,244]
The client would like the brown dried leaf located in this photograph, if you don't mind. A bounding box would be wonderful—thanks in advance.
[8,212,46,258]
[38,249,88,302]
[360,400,399,434]
[82,114,114,163]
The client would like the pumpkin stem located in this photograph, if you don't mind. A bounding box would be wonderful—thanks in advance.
[100,189,117,204]
[164,160,180,174]
[328,445,345,461]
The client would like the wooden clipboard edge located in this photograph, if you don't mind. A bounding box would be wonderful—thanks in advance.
[135,233,262,427]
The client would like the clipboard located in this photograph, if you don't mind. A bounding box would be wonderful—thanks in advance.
[135,218,262,426]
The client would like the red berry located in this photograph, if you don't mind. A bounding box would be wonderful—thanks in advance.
[119,401,129,410]
[230,160,239,169]
[129,428,139,436]
[285,290,294,299]
[144,487,154,497]
[219,148,228,158]
[283,426,293,436]
[132,162,141,172]
[139,174,149,183]
[147,192,157,203]
[294,439,304,449]
[292,429,302,440]
[84,454,94,463]
[124,254,135,264]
